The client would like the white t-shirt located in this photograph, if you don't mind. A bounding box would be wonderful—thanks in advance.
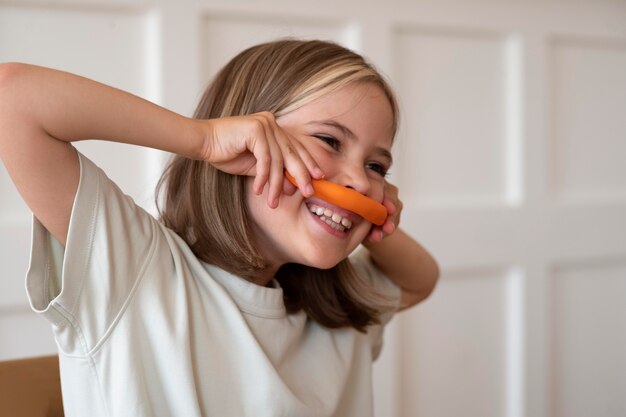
[25,152,401,417]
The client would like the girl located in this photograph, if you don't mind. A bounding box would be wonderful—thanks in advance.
[0,40,438,416]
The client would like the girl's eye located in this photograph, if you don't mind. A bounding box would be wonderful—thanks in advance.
[314,135,340,151]
[367,162,389,178]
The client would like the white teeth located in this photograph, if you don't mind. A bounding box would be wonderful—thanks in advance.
[325,218,344,231]
[308,204,352,231]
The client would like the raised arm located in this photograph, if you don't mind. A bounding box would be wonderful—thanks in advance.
[363,182,439,310]
[365,228,439,310]
[0,63,204,245]
[0,63,320,246]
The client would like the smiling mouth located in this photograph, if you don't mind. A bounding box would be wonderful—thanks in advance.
[306,203,353,232]
[285,172,387,226]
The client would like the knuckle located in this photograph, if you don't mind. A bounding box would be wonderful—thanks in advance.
[248,118,266,134]
[285,143,297,156]
[258,111,275,124]
[257,153,271,164]
[253,119,266,133]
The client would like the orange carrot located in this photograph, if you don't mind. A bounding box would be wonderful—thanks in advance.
[285,172,387,226]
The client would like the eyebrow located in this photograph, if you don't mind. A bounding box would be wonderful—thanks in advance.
[306,119,394,164]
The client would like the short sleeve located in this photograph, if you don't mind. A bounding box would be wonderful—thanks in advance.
[349,246,401,360]
[26,151,161,355]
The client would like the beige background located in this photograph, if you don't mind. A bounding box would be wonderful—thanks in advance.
[1,1,626,416]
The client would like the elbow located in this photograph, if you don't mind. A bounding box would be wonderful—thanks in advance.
[0,64,19,151]
[0,63,29,113]
[0,63,37,162]
[0,62,28,88]
[0,63,24,150]
[0,63,37,108]
[425,258,440,300]
[418,261,441,302]
[417,254,441,301]
[428,258,440,294]
[398,257,440,311]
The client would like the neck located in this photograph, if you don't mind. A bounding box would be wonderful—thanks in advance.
[247,262,281,287]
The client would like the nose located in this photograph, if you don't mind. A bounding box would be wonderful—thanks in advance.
[334,162,371,197]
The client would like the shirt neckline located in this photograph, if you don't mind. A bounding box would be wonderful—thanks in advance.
[202,262,287,319]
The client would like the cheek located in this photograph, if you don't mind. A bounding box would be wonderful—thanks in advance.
[244,179,264,224]
[245,177,303,221]
[306,147,334,173]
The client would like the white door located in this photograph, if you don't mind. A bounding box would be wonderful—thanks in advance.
[1,1,625,416]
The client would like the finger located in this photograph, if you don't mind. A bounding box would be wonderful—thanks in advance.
[274,126,322,197]
[288,138,324,179]
[383,197,397,215]
[256,113,290,207]
[249,133,271,196]
[275,116,324,182]
[279,139,314,197]
[264,124,285,208]
[366,227,384,243]
[381,184,398,213]
[381,201,400,235]
[382,219,396,235]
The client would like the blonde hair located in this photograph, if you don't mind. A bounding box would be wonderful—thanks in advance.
[157,39,398,331]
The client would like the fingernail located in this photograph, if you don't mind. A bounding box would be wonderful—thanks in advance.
[305,183,314,196]
[313,167,324,179]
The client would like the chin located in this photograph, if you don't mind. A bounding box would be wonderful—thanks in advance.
[296,249,344,270]
[310,258,343,270]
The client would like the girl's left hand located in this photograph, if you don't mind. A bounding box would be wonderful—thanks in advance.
[365,181,402,244]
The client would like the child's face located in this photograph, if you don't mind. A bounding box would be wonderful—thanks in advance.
[246,82,394,272]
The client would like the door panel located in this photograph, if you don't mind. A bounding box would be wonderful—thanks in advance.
[1,2,625,416]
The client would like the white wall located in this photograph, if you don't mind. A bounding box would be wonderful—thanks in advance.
[1,1,626,416]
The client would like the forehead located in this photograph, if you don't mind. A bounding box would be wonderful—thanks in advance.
[281,83,395,147]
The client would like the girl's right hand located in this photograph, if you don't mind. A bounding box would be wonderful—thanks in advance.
[200,111,324,208]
